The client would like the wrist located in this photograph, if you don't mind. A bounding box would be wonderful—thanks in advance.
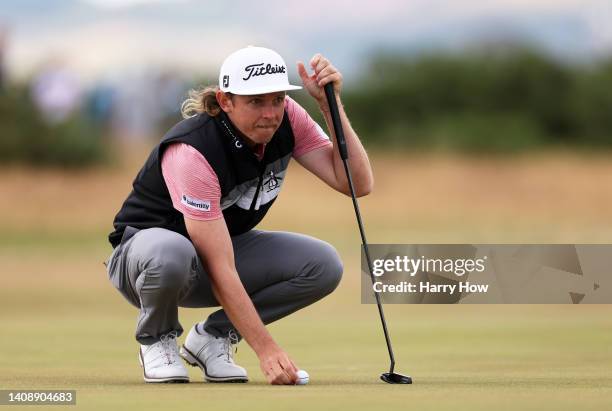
[316,99,329,112]
[252,336,279,358]
[318,96,341,113]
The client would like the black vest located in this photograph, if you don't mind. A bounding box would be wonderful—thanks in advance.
[108,111,295,248]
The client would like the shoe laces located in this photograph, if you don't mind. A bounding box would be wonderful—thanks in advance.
[158,331,180,365]
[219,329,239,363]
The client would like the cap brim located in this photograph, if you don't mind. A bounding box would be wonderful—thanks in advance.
[225,84,302,96]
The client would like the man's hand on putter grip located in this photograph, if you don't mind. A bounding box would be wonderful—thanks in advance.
[297,53,343,107]
[258,345,299,385]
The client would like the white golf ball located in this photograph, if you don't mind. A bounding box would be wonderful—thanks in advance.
[295,369,309,385]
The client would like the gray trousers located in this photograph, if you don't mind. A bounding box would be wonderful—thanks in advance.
[105,227,343,345]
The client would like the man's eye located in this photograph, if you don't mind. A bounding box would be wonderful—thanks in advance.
[250,99,261,105]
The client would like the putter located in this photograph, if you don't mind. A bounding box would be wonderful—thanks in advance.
[324,83,412,385]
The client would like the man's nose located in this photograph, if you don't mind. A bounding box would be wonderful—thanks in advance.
[260,103,278,119]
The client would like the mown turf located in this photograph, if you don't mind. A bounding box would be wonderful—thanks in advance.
[2,151,612,410]
[2,238,611,411]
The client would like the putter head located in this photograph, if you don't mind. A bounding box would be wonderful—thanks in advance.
[380,372,412,384]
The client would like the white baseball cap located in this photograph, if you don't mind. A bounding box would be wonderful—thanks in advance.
[219,46,302,95]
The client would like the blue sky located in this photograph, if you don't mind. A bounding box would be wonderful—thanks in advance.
[1,0,610,83]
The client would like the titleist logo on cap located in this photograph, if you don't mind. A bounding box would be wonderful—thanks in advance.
[243,63,287,81]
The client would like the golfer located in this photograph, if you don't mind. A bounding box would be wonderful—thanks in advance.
[105,46,373,384]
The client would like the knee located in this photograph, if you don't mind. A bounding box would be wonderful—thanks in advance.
[310,242,344,296]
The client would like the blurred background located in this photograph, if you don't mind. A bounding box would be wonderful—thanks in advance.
[1,0,612,164]
[1,1,611,410]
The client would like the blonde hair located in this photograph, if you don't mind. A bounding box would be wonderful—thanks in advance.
[181,85,232,119]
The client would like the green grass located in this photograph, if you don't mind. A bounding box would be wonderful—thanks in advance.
[1,238,611,411]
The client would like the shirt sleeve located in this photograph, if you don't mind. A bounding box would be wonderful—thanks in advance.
[161,143,223,221]
[286,96,332,158]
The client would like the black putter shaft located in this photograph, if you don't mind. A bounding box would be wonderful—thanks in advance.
[323,83,409,383]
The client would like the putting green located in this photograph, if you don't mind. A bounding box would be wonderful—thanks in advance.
[2,152,612,410]
[1,239,611,411]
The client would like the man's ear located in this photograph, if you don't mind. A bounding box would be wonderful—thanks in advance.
[216,90,233,113]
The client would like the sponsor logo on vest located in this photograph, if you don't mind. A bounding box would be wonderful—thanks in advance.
[243,63,286,81]
[181,194,211,211]
[264,170,282,192]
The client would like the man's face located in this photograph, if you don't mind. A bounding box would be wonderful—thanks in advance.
[219,91,286,146]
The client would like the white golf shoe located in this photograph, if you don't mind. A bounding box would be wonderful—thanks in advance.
[138,331,189,383]
[180,326,248,383]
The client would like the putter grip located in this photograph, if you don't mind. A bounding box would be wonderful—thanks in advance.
[324,83,348,160]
